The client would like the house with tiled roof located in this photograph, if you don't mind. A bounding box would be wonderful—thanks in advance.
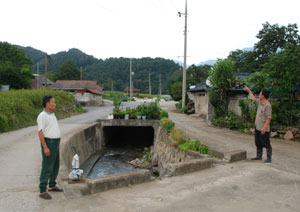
[51,80,104,106]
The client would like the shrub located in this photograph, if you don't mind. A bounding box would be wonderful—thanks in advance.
[238,99,257,123]
[178,139,209,154]
[146,102,160,118]
[182,106,188,114]
[199,143,209,154]
[0,89,84,132]
[161,118,175,133]
[178,139,201,151]
[175,102,182,110]
[159,110,168,120]
[168,128,187,146]
[226,111,240,129]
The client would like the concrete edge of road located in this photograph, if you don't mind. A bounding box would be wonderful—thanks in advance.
[209,149,247,163]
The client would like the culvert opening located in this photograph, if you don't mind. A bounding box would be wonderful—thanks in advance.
[84,126,155,179]
[103,126,154,148]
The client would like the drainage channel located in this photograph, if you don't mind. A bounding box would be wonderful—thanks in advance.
[82,125,155,179]
[82,147,147,178]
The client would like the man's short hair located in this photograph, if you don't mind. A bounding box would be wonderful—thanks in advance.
[262,90,270,99]
[42,95,53,108]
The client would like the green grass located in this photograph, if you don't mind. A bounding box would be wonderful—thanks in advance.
[0,89,86,132]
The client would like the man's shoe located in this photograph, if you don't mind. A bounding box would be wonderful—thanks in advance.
[251,156,262,160]
[39,192,52,200]
[48,186,63,192]
[264,158,272,163]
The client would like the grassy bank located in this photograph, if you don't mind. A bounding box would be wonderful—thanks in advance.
[0,89,86,132]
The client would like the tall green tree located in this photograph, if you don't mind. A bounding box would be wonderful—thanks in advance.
[254,22,300,69]
[168,81,182,101]
[187,64,211,86]
[262,44,300,125]
[208,59,236,118]
[168,70,182,101]
[228,49,257,73]
[0,42,33,89]
[55,60,80,80]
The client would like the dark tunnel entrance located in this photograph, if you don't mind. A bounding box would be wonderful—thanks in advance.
[102,126,154,148]
[84,126,155,178]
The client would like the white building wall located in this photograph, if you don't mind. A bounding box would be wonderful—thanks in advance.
[75,92,103,106]
[193,92,208,116]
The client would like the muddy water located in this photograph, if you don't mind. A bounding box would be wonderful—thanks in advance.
[83,147,145,178]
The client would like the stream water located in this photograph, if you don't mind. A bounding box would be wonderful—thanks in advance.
[83,147,146,178]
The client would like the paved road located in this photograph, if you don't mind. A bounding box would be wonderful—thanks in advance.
[60,101,114,124]
[0,100,299,212]
[0,102,113,212]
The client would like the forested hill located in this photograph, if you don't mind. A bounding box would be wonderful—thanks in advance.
[84,57,181,94]
[19,46,181,94]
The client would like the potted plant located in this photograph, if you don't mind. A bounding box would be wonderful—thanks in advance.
[129,108,136,119]
[112,111,120,119]
[119,111,125,119]
[124,107,131,120]
[136,112,142,120]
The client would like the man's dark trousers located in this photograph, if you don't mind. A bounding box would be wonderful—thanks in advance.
[39,138,60,193]
[255,129,272,160]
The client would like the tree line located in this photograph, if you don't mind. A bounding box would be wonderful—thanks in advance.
[1,45,182,94]
[171,22,300,127]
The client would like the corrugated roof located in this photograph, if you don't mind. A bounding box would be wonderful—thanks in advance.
[190,73,251,93]
[34,75,54,85]
[51,80,103,95]
[31,79,46,89]
[125,88,141,92]
[190,82,209,92]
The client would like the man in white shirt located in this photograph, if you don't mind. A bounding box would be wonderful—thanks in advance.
[37,96,63,200]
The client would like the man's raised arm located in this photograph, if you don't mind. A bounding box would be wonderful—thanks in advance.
[244,85,256,101]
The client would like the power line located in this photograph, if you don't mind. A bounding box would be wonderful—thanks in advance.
[168,0,179,12]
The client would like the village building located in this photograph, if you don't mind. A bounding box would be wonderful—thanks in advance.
[189,73,250,120]
[51,80,104,106]
[31,74,54,89]
[125,87,141,96]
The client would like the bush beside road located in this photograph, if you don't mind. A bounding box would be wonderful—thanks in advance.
[0,89,85,132]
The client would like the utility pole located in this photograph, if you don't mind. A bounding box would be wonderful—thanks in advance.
[37,62,39,89]
[159,73,162,97]
[178,0,188,108]
[129,58,133,98]
[149,73,151,95]
[80,66,83,80]
[44,54,47,88]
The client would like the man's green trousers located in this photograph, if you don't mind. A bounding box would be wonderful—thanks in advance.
[39,138,60,193]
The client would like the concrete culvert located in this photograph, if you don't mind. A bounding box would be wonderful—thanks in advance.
[102,126,154,148]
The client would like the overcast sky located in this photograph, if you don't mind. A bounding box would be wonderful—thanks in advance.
[1,0,300,65]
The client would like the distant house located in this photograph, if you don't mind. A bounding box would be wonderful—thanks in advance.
[51,80,104,106]
[125,87,141,96]
[31,74,54,89]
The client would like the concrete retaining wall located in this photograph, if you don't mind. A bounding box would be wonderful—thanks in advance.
[151,127,215,177]
[58,120,160,197]
[58,119,246,198]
